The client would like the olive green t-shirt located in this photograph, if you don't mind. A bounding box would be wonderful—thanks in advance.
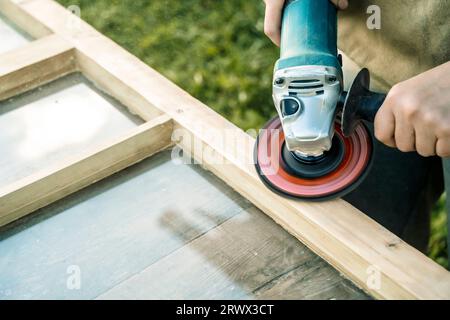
[338,0,449,92]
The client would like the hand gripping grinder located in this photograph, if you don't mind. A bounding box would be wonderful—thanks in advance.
[255,0,386,200]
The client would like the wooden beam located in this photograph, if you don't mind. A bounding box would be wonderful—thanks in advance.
[75,50,164,121]
[0,0,52,38]
[176,124,450,300]
[5,0,450,299]
[1,0,162,120]
[0,115,173,227]
[0,34,76,101]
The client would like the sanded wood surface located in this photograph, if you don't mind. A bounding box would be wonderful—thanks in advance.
[0,151,367,300]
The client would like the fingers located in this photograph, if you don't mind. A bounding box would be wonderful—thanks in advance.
[263,0,349,46]
[393,107,416,152]
[264,0,285,46]
[414,111,442,156]
[331,0,349,10]
[375,80,450,157]
[374,102,396,148]
[436,120,450,157]
[415,124,437,156]
[436,138,450,158]
[375,85,419,152]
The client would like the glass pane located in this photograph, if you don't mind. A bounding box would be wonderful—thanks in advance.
[0,73,143,187]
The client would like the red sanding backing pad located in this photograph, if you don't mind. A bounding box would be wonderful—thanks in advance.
[254,116,373,200]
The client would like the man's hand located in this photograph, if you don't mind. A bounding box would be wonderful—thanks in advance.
[375,62,450,158]
[264,0,349,46]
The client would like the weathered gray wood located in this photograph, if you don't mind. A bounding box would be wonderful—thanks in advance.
[0,151,252,299]
[0,12,31,54]
[97,205,368,300]
[0,73,142,188]
[307,280,370,300]
[97,207,316,299]
[253,257,369,300]
[0,150,367,300]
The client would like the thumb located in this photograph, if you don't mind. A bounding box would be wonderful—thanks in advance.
[264,0,285,46]
[331,0,349,10]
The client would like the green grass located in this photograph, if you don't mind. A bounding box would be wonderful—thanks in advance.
[429,194,448,268]
[56,0,448,268]
[59,0,278,130]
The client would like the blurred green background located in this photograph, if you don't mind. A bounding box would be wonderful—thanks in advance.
[56,0,447,268]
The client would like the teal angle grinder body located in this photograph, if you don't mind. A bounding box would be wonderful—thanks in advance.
[255,0,386,200]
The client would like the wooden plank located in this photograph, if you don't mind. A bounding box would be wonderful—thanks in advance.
[0,34,76,101]
[75,50,163,122]
[97,207,367,300]
[0,150,252,299]
[0,115,173,227]
[1,0,162,121]
[179,127,450,299]
[6,0,450,299]
[253,257,369,300]
[0,73,144,188]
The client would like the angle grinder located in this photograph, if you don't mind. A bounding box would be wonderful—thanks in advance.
[255,0,386,200]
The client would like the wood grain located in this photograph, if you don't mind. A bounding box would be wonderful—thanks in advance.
[0,115,173,227]
[0,34,76,101]
[97,206,367,300]
[0,73,143,188]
